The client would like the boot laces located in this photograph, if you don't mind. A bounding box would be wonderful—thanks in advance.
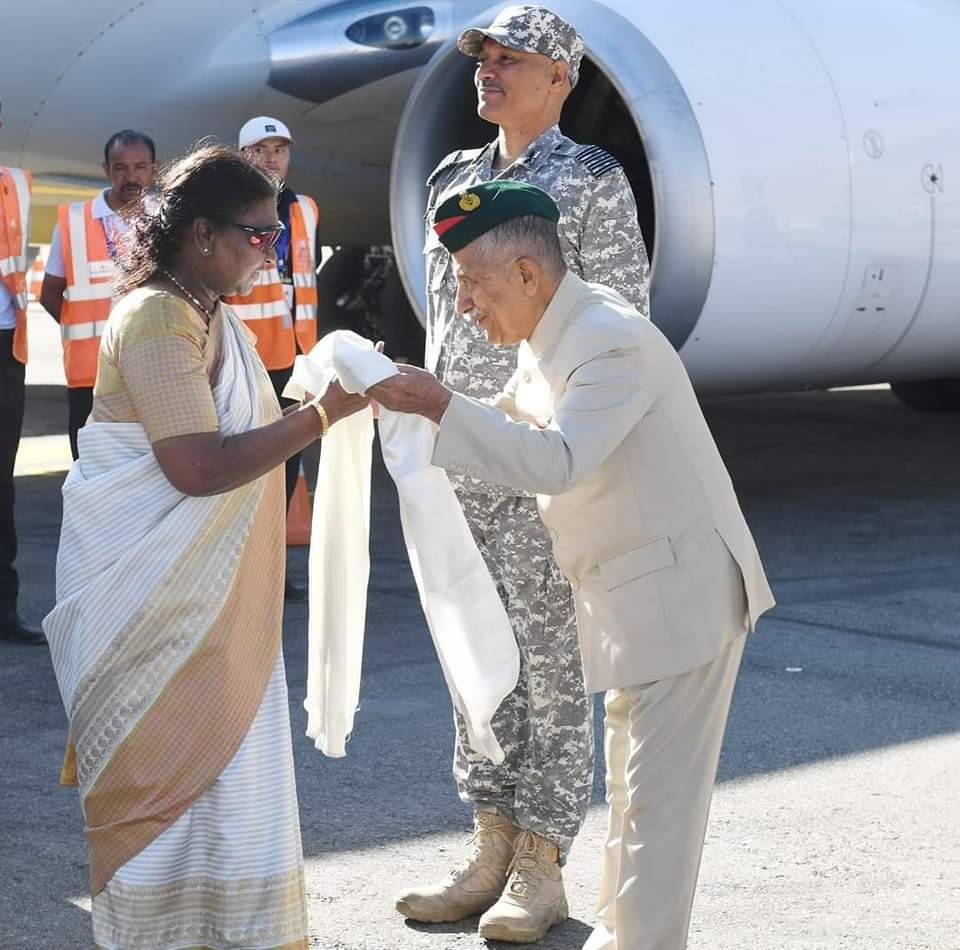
[505,831,552,901]
[447,819,514,883]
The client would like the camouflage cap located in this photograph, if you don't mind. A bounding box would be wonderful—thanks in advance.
[457,5,585,88]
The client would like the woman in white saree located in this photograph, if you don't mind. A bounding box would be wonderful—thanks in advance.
[43,145,368,950]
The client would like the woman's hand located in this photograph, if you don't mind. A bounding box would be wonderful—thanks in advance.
[154,376,369,497]
[317,377,371,427]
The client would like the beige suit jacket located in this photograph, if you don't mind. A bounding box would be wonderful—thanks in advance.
[433,272,775,692]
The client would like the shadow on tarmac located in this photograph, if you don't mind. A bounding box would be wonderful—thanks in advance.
[403,916,595,943]
[22,384,69,438]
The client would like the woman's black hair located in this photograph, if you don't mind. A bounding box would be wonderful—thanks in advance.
[115,143,278,296]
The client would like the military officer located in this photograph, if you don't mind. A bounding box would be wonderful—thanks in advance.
[372,180,775,950]
[394,5,650,944]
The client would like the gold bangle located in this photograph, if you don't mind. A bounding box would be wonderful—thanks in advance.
[310,397,330,437]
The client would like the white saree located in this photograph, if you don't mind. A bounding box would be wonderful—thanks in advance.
[44,296,308,950]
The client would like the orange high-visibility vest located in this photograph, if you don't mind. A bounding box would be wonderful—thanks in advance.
[58,199,115,388]
[225,194,319,370]
[28,245,47,301]
[0,166,32,365]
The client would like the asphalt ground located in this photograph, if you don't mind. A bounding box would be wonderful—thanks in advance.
[2,307,959,949]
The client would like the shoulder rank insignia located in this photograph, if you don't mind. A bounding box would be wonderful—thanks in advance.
[575,145,622,179]
[458,191,481,212]
[426,147,485,187]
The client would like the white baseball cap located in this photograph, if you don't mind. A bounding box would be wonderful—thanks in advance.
[238,116,294,149]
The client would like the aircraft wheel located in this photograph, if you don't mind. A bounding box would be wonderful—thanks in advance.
[890,378,960,411]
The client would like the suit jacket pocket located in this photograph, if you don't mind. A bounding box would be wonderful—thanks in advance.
[599,536,676,591]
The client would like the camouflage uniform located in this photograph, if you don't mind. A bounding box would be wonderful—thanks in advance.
[424,123,650,861]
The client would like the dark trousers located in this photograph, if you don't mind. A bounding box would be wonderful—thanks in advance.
[0,330,25,609]
[268,366,300,508]
[67,386,94,461]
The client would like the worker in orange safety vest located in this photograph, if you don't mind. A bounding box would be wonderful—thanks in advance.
[226,116,320,601]
[0,165,45,644]
[39,130,158,459]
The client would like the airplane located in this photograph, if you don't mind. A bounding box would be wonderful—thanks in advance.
[2,0,958,408]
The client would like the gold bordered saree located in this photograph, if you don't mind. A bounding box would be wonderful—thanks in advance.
[44,292,308,950]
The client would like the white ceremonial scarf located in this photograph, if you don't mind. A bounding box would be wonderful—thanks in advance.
[284,331,520,763]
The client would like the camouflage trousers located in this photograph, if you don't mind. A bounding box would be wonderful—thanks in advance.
[452,491,594,862]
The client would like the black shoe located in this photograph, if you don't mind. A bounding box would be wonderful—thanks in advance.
[0,608,47,646]
[284,577,307,603]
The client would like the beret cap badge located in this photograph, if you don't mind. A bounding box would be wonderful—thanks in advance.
[433,180,561,253]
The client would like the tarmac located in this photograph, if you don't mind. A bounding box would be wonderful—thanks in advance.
[2,305,959,949]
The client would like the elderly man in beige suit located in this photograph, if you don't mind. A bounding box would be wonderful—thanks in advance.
[371,180,775,949]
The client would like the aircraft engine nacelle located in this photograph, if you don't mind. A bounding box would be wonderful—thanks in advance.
[391,0,960,394]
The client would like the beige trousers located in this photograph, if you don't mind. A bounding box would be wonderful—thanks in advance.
[583,634,747,950]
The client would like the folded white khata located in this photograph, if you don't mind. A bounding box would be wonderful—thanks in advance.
[284,331,520,763]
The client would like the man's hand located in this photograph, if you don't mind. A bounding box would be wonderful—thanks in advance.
[39,274,66,323]
[368,365,453,426]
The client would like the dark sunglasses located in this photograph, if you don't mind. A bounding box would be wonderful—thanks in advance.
[222,220,285,250]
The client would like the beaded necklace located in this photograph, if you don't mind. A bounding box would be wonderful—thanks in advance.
[161,270,215,321]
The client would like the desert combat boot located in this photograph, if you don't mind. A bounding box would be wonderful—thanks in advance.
[477,829,569,943]
[395,808,521,923]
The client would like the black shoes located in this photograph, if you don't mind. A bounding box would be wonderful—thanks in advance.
[0,607,47,646]
[284,576,307,603]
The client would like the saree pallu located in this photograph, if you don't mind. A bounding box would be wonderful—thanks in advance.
[43,304,308,949]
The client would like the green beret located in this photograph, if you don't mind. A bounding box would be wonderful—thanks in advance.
[432,180,560,253]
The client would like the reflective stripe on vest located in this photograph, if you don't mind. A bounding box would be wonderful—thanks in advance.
[59,199,114,387]
[63,281,114,302]
[0,166,32,363]
[224,193,319,369]
[61,319,109,341]
[228,295,290,322]
[0,255,22,278]
[291,196,318,352]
